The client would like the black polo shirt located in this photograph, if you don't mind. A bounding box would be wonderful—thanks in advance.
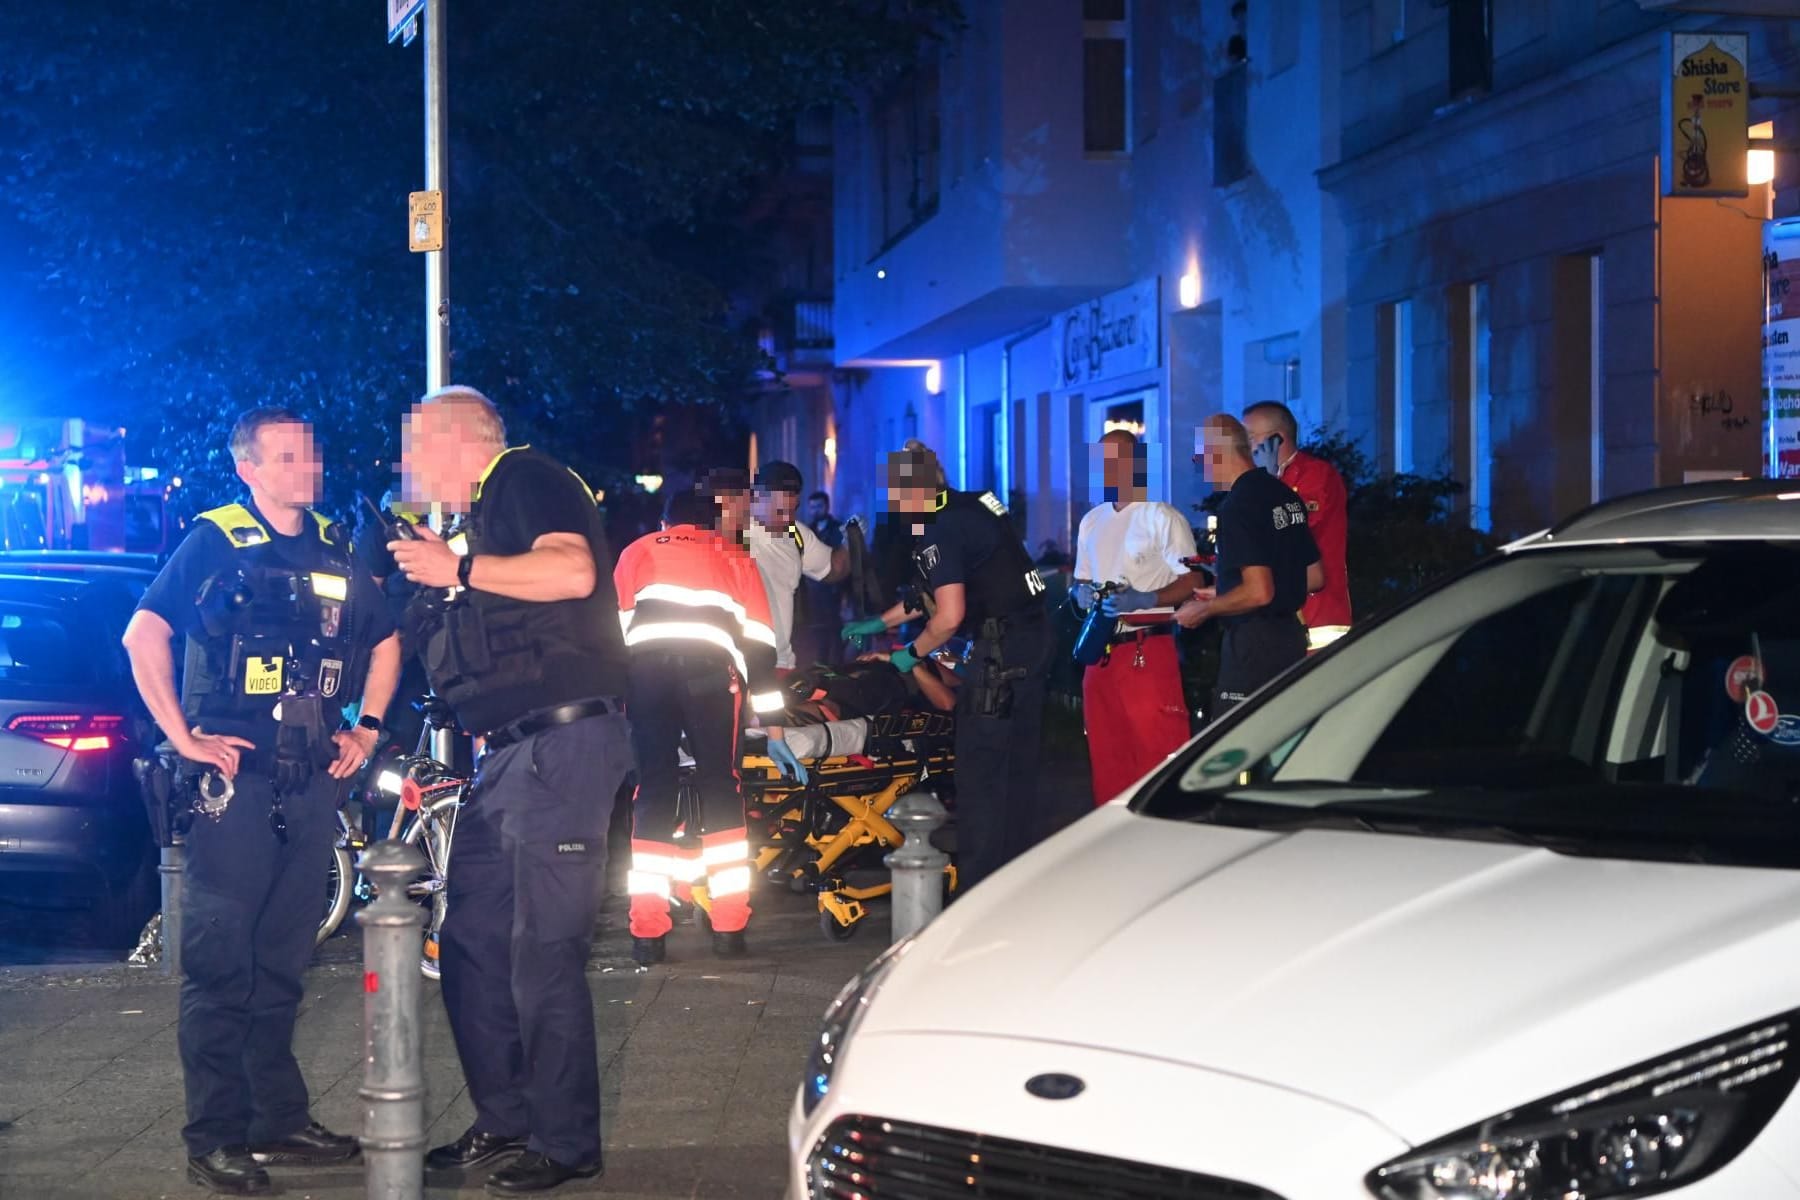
[1213,467,1320,626]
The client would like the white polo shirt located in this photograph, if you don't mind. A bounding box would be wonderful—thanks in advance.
[747,518,834,670]
[1074,500,1196,594]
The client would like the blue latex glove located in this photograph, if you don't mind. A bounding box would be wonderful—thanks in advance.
[889,645,922,674]
[841,617,886,640]
[1100,587,1158,617]
[1252,433,1285,474]
[767,737,808,785]
[1071,581,1098,612]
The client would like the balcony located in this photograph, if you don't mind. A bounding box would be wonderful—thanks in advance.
[757,297,835,376]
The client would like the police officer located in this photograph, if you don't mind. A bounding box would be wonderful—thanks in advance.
[122,407,401,1195]
[352,489,432,760]
[390,386,633,1196]
[1178,414,1323,717]
[841,443,1052,890]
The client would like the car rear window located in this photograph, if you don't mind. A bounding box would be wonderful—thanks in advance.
[0,606,99,687]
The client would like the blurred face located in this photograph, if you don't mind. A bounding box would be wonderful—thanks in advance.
[753,487,799,528]
[1097,437,1139,495]
[401,403,501,512]
[1195,428,1233,487]
[238,421,321,509]
[714,487,751,538]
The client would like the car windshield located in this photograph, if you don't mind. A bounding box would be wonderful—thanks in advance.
[1140,541,1800,870]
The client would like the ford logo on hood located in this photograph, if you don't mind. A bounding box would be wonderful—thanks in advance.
[1024,1072,1085,1101]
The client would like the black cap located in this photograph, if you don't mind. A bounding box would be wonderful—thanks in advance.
[755,460,804,494]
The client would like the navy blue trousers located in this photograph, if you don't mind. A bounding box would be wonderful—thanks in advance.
[179,769,337,1158]
[439,712,633,1168]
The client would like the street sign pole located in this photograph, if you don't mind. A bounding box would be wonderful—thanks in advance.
[423,0,450,392]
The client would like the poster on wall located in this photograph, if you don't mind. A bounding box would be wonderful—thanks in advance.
[1052,279,1160,390]
[1764,218,1800,478]
[1662,32,1748,199]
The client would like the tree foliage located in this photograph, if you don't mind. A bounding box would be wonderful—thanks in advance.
[0,0,958,519]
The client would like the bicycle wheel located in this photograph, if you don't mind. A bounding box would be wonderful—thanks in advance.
[317,844,354,946]
[402,795,461,980]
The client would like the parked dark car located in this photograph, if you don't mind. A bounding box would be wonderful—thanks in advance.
[0,570,160,944]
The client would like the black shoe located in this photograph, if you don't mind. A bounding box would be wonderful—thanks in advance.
[631,935,666,965]
[711,930,747,957]
[485,1151,603,1195]
[186,1145,272,1195]
[248,1120,360,1166]
[425,1127,529,1173]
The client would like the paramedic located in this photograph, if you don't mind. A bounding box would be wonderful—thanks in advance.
[1242,401,1351,648]
[614,475,784,964]
[1073,429,1199,805]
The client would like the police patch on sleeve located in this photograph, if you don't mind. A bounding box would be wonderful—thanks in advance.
[919,544,941,573]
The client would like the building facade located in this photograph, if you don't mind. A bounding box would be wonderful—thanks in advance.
[752,0,1800,548]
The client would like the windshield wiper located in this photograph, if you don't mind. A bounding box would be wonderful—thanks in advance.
[1188,797,1549,848]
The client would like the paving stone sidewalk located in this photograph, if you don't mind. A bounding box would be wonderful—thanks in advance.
[0,894,876,1200]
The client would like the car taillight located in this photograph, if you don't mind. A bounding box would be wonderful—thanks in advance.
[6,714,126,752]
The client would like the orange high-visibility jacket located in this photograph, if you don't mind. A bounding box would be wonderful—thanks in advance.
[613,524,784,715]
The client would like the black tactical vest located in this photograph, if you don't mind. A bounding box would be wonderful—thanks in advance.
[915,490,1047,631]
[413,447,628,736]
[181,503,364,731]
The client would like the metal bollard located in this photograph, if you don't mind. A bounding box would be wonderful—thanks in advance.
[159,838,185,976]
[884,791,950,943]
[356,840,429,1200]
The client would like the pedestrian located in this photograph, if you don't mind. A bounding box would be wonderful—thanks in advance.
[1242,401,1352,648]
[1073,429,1199,804]
[747,461,848,676]
[795,489,848,665]
[352,490,433,763]
[121,407,401,1195]
[390,386,634,1195]
[613,476,784,964]
[840,443,1052,890]
[1179,414,1324,718]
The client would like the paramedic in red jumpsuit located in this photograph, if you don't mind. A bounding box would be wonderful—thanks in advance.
[1073,429,1200,805]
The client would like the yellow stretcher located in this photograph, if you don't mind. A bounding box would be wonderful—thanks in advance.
[739,710,958,940]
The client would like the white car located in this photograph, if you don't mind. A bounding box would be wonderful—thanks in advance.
[788,481,1800,1200]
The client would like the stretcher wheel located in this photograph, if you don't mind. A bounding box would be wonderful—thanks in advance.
[790,862,820,895]
[820,910,861,942]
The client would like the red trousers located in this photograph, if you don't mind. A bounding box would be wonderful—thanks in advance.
[1083,632,1191,806]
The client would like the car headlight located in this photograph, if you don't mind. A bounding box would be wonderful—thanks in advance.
[802,937,913,1117]
[1368,1010,1798,1200]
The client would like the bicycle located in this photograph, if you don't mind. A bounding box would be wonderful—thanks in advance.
[317,695,468,980]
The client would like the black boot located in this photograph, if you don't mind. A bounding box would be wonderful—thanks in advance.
[711,930,747,957]
[485,1151,602,1195]
[186,1145,272,1196]
[248,1120,361,1165]
[425,1126,529,1172]
[631,935,666,965]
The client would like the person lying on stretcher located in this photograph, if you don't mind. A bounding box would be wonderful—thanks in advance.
[759,646,963,782]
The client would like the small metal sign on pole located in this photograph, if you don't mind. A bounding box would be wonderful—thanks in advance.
[388,0,450,393]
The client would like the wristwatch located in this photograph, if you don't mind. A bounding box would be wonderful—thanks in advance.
[457,553,476,589]
[356,714,383,735]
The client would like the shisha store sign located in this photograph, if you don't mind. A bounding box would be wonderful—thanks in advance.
[1662,32,1749,199]
[1053,280,1161,389]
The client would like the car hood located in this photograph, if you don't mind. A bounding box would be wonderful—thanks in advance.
[864,807,1800,1144]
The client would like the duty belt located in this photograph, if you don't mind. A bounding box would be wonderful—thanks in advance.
[482,696,623,752]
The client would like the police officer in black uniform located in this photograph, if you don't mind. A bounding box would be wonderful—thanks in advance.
[1178,413,1323,716]
[388,386,633,1196]
[842,443,1052,890]
[122,407,401,1196]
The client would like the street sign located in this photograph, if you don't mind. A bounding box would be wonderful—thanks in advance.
[1661,32,1749,198]
[388,0,424,44]
[408,190,443,253]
